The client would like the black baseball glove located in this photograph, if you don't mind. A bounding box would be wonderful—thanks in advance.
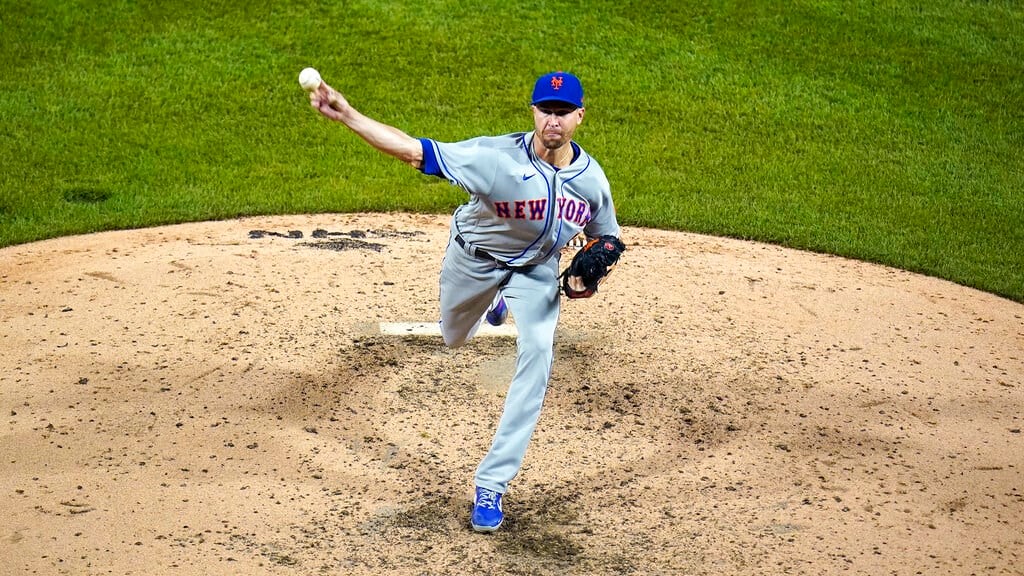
[560,235,626,299]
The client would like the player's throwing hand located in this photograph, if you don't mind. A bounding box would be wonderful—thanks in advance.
[309,83,351,123]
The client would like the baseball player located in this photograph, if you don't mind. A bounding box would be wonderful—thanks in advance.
[308,71,621,532]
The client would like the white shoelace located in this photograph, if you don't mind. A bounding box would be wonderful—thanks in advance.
[477,489,500,510]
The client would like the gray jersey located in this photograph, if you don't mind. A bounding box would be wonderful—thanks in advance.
[419,132,620,266]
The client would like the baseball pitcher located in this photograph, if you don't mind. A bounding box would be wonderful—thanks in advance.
[307,70,624,532]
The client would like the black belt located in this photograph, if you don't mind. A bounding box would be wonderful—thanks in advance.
[455,234,508,267]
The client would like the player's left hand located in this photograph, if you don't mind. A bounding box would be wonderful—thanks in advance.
[566,275,587,293]
[560,235,626,299]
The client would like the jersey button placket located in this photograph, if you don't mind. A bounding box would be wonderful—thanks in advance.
[548,172,563,256]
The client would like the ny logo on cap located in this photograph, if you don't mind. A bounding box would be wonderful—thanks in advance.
[551,76,564,90]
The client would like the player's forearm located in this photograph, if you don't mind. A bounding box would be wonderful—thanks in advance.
[334,103,423,168]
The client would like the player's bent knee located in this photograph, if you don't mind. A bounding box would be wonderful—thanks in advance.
[443,332,469,348]
[441,323,475,348]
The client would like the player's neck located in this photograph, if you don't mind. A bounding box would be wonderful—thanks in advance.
[533,140,574,168]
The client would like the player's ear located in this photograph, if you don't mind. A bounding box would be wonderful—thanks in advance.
[576,107,585,123]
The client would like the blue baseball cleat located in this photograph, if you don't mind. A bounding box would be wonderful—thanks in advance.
[471,486,504,532]
[485,296,508,326]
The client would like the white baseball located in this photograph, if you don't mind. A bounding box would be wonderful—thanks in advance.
[298,67,322,91]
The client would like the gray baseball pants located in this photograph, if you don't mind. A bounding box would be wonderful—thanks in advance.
[439,229,561,495]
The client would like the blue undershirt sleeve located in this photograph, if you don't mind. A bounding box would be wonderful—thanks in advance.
[418,138,442,176]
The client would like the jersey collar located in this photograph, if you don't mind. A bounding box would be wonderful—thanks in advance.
[525,132,585,174]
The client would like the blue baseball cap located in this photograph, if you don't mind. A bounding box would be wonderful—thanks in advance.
[531,71,584,108]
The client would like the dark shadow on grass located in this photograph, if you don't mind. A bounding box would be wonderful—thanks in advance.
[62,187,112,203]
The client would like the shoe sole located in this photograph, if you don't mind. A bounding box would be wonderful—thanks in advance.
[471,520,503,533]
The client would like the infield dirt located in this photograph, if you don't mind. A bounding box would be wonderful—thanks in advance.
[1,213,1021,575]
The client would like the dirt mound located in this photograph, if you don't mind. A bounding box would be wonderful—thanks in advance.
[1,213,1021,575]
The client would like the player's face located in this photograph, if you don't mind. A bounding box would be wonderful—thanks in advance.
[532,104,585,150]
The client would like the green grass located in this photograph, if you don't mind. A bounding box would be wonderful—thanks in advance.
[1,0,1022,301]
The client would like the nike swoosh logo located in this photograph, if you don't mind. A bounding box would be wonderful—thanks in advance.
[522,173,536,181]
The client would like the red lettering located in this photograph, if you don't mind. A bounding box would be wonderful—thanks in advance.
[575,202,588,224]
[563,200,576,221]
[495,202,511,218]
[514,201,526,219]
[528,199,547,220]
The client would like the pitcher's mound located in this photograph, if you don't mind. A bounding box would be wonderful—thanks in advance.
[1,212,1021,575]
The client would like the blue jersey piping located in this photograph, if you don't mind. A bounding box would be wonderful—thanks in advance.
[540,153,592,260]
[506,134,557,265]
